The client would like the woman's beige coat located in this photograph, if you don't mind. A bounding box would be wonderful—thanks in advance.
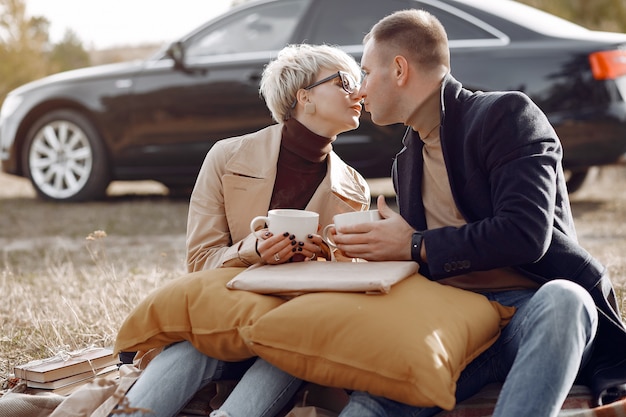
[186,124,371,272]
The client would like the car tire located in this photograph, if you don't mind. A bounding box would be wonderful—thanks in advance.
[22,109,111,202]
[564,168,589,194]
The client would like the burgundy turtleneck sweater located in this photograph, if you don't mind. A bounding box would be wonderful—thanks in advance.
[269,118,332,210]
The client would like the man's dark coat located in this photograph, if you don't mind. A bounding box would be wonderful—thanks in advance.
[393,74,626,405]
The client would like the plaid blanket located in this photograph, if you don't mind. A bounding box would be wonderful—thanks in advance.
[437,384,626,417]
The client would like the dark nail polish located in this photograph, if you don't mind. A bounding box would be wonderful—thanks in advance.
[292,247,297,252]
[298,241,304,246]
[289,234,295,240]
[297,247,303,252]
[283,232,290,237]
[291,240,297,246]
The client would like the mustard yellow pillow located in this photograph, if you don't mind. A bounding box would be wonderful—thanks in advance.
[240,273,515,410]
[114,267,285,361]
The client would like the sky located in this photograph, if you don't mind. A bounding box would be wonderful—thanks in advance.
[25,0,234,50]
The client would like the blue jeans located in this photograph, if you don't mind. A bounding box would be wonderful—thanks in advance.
[338,279,598,417]
[117,341,302,417]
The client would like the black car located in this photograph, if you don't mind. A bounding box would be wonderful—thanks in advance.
[2,0,626,201]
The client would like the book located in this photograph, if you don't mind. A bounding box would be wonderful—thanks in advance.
[25,364,119,389]
[26,365,120,396]
[13,347,120,383]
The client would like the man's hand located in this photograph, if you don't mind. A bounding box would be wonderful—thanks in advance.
[333,195,415,261]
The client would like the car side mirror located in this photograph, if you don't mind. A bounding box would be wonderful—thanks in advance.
[167,41,187,71]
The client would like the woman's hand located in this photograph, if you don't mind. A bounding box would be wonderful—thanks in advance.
[256,230,327,264]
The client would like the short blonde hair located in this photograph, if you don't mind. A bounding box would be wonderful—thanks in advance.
[260,44,361,122]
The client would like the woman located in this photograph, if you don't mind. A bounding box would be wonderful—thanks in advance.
[117,43,369,417]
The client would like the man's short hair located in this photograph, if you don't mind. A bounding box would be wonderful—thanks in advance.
[364,9,450,70]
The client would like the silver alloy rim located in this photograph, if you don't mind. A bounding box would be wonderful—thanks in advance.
[28,120,93,199]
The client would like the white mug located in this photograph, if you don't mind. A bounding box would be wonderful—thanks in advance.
[250,209,319,242]
[322,210,381,248]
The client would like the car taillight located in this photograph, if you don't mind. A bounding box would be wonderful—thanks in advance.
[589,50,626,80]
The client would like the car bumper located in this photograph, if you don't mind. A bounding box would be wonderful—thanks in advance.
[553,103,626,169]
[0,116,22,176]
[0,127,19,174]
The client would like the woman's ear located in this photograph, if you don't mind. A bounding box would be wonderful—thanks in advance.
[295,89,316,114]
[295,89,308,108]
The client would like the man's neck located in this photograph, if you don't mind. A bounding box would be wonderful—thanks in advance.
[406,85,441,139]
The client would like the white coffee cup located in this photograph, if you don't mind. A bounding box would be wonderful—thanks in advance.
[250,209,319,242]
[322,210,381,248]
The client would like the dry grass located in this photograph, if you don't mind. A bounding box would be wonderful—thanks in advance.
[0,235,188,390]
[0,168,625,392]
[0,176,189,389]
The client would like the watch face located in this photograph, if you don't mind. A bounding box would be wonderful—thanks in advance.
[411,232,423,262]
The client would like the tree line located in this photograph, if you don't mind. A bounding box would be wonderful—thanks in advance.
[1,0,626,107]
[521,0,626,33]
[0,0,89,105]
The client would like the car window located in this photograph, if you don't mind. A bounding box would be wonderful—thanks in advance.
[418,2,499,40]
[305,0,497,45]
[186,0,310,57]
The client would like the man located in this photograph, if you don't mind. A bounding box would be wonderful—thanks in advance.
[333,9,626,417]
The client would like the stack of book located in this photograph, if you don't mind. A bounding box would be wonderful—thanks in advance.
[13,347,120,395]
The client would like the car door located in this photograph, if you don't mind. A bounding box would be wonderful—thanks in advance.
[119,0,311,183]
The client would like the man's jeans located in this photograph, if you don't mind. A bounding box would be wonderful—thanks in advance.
[118,341,302,417]
[338,279,598,417]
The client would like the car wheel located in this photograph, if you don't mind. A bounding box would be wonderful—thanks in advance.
[564,168,589,194]
[22,109,111,202]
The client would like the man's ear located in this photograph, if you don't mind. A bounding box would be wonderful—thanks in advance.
[393,55,409,86]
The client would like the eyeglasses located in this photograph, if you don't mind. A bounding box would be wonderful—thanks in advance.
[291,71,360,108]
[304,71,360,94]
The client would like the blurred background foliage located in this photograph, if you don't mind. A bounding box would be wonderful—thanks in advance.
[521,0,626,33]
[0,0,89,105]
[1,0,626,106]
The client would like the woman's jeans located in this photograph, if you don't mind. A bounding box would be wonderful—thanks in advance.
[118,341,302,417]
[338,279,598,417]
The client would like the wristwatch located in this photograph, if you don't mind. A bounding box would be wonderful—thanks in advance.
[411,231,424,263]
